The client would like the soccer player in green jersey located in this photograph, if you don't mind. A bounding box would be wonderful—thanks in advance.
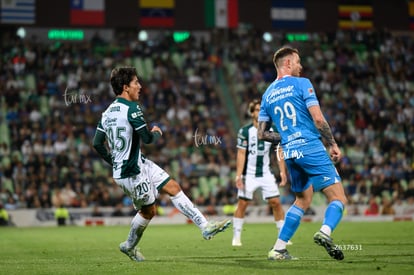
[93,67,231,262]
[232,99,288,247]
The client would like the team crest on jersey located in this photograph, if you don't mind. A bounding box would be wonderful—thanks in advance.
[142,194,149,202]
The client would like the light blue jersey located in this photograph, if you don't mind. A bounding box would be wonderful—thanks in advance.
[258,75,325,159]
[259,75,341,192]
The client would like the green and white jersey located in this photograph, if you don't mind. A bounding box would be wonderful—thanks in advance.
[237,123,276,177]
[96,98,146,179]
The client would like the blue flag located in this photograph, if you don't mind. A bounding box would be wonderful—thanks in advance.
[271,0,306,30]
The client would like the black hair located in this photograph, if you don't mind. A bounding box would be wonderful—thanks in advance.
[110,67,138,95]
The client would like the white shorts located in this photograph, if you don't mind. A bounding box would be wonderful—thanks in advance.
[237,173,280,201]
[114,159,170,210]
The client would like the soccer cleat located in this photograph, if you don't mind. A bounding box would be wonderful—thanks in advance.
[268,249,298,260]
[202,219,232,240]
[313,231,344,260]
[119,242,145,262]
[232,237,242,247]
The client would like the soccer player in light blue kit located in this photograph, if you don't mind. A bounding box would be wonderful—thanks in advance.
[258,47,347,261]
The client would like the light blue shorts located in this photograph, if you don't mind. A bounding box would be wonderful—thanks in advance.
[286,150,341,193]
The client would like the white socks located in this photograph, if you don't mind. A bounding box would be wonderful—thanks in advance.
[126,213,150,249]
[125,190,210,248]
[171,191,208,229]
[274,239,288,250]
[232,217,244,239]
[273,220,286,250]
[275,220,284,232]
[320,225,332,236]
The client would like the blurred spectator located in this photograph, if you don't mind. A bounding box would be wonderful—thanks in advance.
[405,181,414,199]
[364,196,379,216]
[60,182,78,207]
[402,196,414,215]
[0,203,10,226]
[128,205,138,216]
[111,203,125,217]
[380,197,396,215]
[222,197,236,216]
[0,28,413,214]
[54,202,70,226]
[346,196,360,216]
[204,204,218,216]
[91,205,104,217]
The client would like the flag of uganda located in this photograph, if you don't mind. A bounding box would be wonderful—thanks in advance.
[338,1,373,30]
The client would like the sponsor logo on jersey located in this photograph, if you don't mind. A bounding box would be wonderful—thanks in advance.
[131,111,143,119]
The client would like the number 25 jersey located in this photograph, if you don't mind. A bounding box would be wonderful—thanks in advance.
[96,97,145,179]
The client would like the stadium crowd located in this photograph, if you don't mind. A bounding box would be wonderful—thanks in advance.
[0,28,413,217]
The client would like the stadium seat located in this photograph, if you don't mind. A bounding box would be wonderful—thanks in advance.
[198,176,210,197]
[171,52,183,68]
[24,74,36,90]
[133,57,146,80]
[191,186,200,201]
[208,176,219,196]
[144,58,154,79]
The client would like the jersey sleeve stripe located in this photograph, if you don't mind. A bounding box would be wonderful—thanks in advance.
[258,115,270,122]
[135,124,147,131]
[96,127,105,132]
[306,100,319,108]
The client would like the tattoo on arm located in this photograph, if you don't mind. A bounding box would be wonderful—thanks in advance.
[318,121,336,146]
[257,121,281,144]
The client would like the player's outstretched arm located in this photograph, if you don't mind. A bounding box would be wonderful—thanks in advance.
[257,121,281,144]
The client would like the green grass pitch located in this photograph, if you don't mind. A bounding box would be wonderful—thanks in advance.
[1,221,413,275]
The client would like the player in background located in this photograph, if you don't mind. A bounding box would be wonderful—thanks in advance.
[93,67,231,262]
[232,99,288,247]
[257,47,347,261]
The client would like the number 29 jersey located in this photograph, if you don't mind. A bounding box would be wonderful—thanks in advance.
[258,76,325,158]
